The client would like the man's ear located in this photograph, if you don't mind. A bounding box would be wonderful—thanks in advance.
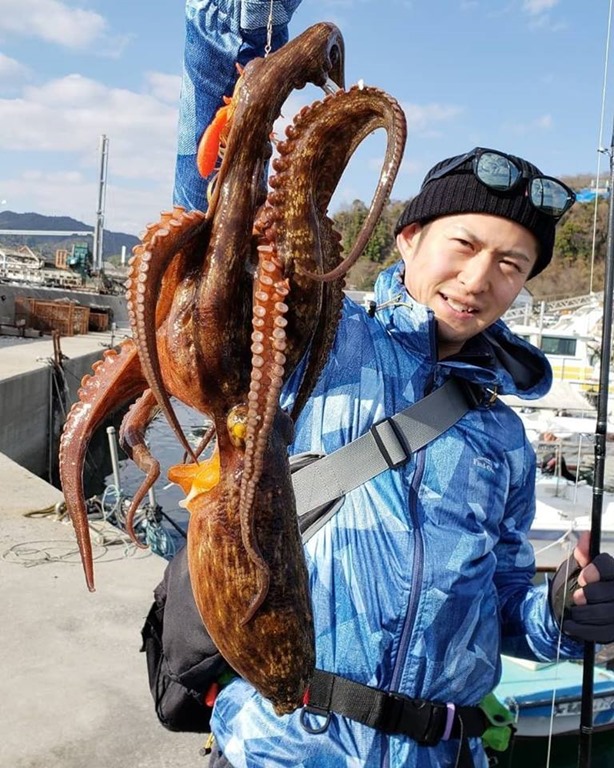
[396,222,422,263]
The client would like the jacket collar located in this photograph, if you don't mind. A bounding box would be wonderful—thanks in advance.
[372,262,552,399]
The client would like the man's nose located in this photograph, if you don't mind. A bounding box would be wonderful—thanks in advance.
[458,255,491,293]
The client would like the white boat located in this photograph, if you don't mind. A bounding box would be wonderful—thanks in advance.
[505,294,614,406]
[531,476,614,543]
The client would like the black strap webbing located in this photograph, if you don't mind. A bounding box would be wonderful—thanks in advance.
[303,669,487,745]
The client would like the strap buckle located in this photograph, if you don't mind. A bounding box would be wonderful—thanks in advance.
[299,705,332,735]
[370,417,411,469]
[383,695,448,746]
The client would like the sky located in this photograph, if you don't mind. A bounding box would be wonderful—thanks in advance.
[1,0,613,238]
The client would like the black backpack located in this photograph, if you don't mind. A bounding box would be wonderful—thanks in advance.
[141,545,230,732]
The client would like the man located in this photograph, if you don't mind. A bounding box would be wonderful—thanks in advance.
[168,4,614,767]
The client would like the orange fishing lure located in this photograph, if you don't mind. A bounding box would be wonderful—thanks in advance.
[197,64,244,178]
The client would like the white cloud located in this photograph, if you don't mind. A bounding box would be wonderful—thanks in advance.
[504,113,553,135]
[0,168,172,235]
[1,74,178,174]
[401,102,464,136]
[535,114,553,130]
[522,0,559,15]
[0,52,28,82]
[0,0,105,46]
[0,0,128,54]
[0,72,181,233]
[145,72,182,105]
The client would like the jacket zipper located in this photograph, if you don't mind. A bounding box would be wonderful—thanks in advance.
[390,448,426,692]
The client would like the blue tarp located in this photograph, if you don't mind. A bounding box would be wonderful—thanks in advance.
[576,188,610,203]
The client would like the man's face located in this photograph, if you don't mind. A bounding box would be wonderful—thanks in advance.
[397,213,539,359]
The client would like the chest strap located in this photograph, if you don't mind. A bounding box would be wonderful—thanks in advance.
[292,378,478,521]
[301,669,487,746]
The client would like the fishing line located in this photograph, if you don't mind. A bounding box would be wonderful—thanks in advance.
[545,539,575,767]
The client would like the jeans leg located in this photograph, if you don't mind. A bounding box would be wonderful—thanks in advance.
[173,0,303,212]
[208,746,234,768]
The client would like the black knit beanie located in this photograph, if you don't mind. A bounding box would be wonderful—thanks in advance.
[394,149,558,278]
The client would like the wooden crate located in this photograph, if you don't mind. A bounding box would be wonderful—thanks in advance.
[25,299,90,336]
[89,310,110,332]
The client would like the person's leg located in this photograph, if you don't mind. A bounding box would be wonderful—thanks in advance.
[208,744,234,768]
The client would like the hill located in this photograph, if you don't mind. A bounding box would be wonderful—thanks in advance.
[0,211,139,261]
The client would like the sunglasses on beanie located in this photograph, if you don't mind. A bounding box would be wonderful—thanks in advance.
[424,147,576,220]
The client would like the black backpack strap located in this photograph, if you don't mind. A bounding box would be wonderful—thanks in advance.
[301,670,486,765]
[293,378,477,521]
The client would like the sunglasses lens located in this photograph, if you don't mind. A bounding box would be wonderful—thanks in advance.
[475,152,522,191]
[529,178,572,217]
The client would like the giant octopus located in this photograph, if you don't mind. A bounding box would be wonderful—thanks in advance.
[59,22,407,715]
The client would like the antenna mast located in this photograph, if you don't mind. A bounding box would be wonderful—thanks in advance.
[92,134,109,273]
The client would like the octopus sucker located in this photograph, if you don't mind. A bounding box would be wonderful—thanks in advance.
[59,21,406,714]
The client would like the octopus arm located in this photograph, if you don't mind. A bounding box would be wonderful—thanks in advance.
[255,86,405,418]
[285,85,407,283]
[290,217,345,420]
[59,340,148,590]
[126,209,208,461]
[205,22,345,222]
[118,388,162,547]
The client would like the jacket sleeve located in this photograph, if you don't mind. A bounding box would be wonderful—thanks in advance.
[493,436,584,661]
[173,0,303,211]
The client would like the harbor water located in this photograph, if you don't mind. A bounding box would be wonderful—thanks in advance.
[99,399,204,558]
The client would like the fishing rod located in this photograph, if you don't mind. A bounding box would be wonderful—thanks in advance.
[577,120,614,768]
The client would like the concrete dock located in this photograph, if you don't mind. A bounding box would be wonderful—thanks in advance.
[0,331,210,767]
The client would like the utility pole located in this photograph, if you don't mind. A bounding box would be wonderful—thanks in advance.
[92,134,109,273]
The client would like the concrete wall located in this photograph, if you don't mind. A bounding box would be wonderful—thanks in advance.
[0,284,128,326]
[1,367,50,476]
[0,349,106,478]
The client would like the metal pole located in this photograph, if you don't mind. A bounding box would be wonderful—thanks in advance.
[578,121,614,768]
[92,134,109,273]
[106,425,121,492]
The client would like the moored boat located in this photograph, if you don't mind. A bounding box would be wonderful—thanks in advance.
[495,654,614,739]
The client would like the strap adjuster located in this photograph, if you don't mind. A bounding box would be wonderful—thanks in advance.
[370,417,411,469]
[382,695,448,746]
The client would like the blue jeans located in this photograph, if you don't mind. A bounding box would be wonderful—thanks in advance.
[174,0,303,212]
[208,746,233,767]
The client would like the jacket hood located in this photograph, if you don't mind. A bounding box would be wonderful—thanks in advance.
[372,262,552,399]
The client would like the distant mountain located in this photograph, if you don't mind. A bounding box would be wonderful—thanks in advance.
[0,211,139,261]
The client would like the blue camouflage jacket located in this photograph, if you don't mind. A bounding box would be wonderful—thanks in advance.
[210,262,584,767]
